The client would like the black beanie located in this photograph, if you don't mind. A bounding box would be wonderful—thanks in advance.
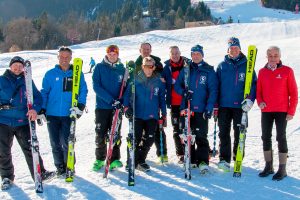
[9,56,25,66]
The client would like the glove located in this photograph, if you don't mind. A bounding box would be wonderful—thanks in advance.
[70,103,85,119]
[161,115,167,127]
[241,99,253,112]
[112,99,122,110]
[37,109,47,126]
[124,107,133,119]
[203,110,212,120]
[183,89,193,101]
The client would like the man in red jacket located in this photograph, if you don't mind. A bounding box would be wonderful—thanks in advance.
[256,46,298,181]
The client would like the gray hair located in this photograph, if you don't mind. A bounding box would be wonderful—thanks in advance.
[267,46,281,57]
[169,46,181,53]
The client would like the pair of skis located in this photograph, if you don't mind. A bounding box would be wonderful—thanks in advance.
[233,45,257,177]
[126,61,136,186]
[180,60,196,180]
[103,68,129,178]
[24,61,43,193]
[65,58,83,182]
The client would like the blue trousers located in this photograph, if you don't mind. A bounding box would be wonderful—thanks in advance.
[47,116,71,169]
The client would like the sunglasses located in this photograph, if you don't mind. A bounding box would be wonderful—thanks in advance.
[143,65,154,69]
[58,46,72,53]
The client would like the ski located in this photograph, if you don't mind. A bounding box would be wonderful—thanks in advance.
[126,61,136,186]
[233,45,257,177]
[66,58,83,182]
[103,68,129,178]
[179,60,195,180]
[24,60,43,193]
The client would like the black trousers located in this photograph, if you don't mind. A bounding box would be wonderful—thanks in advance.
[0,124,45,181]
[171,105,184,156]
[95,109,122,161]
[135,118,157,164]
[261,112,288,153]
[218,107,243,163]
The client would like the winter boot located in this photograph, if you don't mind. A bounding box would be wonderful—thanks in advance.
[92,160,105,171]
[157,155,168,163]
[137,163,150,172]
[259,150,274,177]
[272,153,287,181]
[218,160,230,172]
[1,178,13,190]
[42,170,56,182]
[178,155,184,164]
[110,160,123,170]
[56,164,66,176]
[199,162,209,175]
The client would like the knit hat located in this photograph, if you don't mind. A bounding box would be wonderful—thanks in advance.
[9,56,25,67]
[191,45,204,57]
[106,45,119,55]
[228,37,241,49]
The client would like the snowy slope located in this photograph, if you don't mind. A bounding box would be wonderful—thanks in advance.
[1,9,300,200]
[192,0,300,23]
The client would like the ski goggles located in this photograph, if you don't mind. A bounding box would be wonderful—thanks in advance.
[143,65,155,69]
[58,46,72,53]
[106,45,119,54]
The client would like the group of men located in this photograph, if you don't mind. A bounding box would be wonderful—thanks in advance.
[0,37,298,190]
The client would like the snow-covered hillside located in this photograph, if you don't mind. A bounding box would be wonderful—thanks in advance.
[0,2,300,200]
[192,0,300,23]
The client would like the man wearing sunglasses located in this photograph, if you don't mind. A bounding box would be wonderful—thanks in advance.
[124,57,167,172]
[0,56,55,190]
[175,45,218,174]
[134,43,169,163]
[92,45,127,171]
[216,37,257,172]
[40,46,88,176]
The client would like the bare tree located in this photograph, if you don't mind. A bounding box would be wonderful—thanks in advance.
[3,18,38,51]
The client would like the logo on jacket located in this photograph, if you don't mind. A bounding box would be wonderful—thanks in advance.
[56,77,59,81]
[154,87,159,96]
[238,73,245,81]
[199,76,207,84]
[276,74,282,79]
[118,75,123,82]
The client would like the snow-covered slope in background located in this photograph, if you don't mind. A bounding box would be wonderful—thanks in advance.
[192,0,300,23]
[0,3,300,200]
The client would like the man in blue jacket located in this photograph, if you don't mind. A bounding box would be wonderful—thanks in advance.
[216,37,257,172]
[124,56,167,171]
[92,45,126,171]
[175,45,218,174]
[40,47,88,176]
[0,56,54,190]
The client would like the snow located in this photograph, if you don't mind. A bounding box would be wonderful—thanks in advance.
[192,0,300,23]
[0,1,300,200]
